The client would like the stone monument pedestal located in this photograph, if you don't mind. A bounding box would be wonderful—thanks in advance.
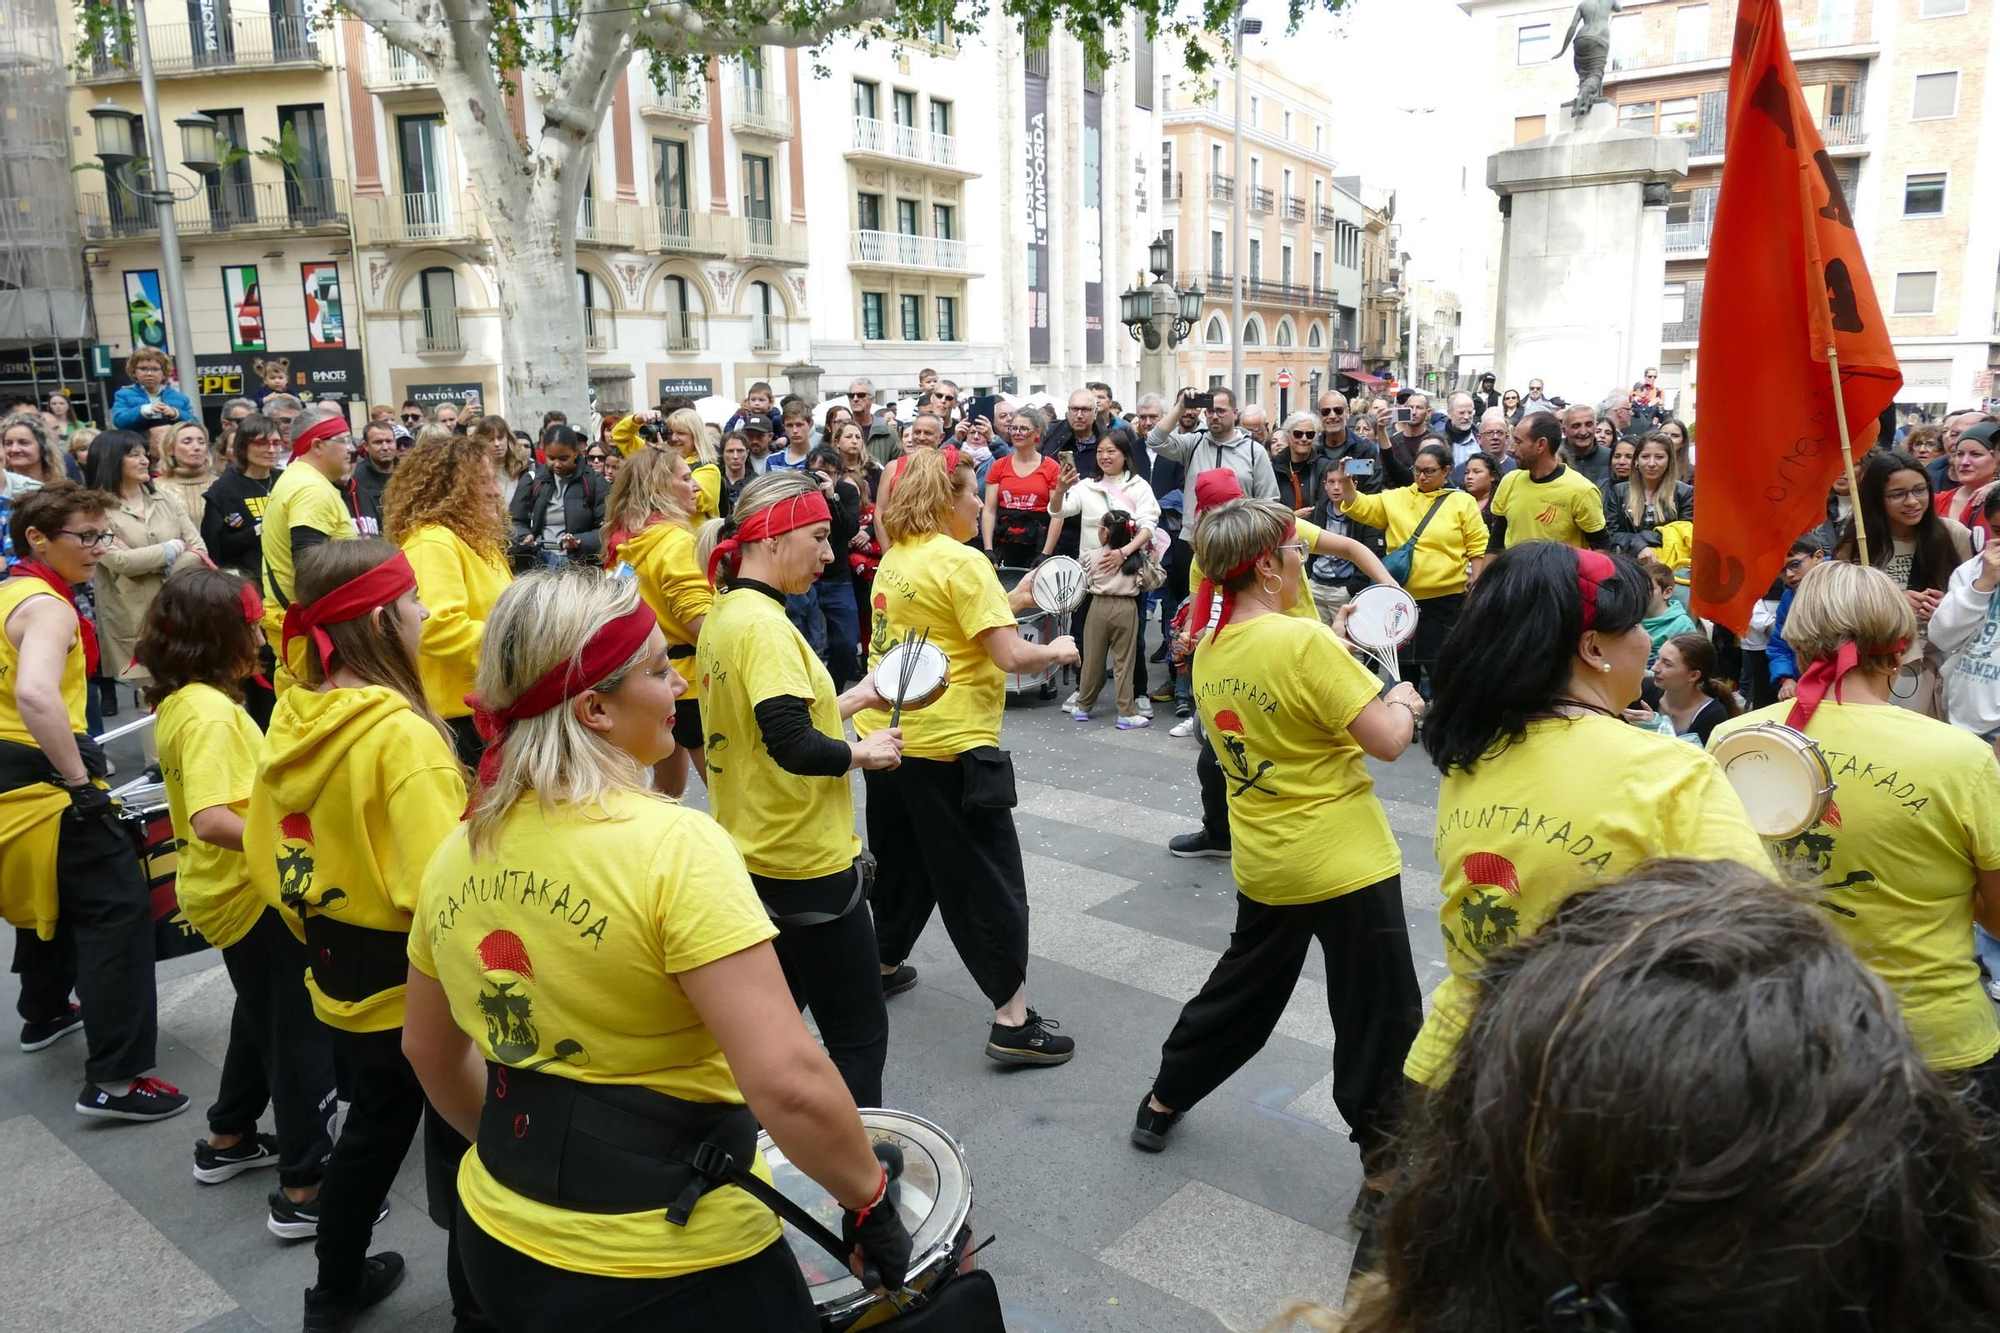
[1488,101,1688,404]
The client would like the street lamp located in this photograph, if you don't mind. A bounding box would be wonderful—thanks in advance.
[1119,237,1205,396]
[1230,8,1262,397]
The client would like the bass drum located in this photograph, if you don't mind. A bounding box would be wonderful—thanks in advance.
[112,777,212,962]
[760,1109,974,1330]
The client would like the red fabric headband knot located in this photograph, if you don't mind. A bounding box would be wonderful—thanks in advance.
[465,601,658,791]
[1575,548,1618,631]
[237,580,264,627]
[705,489,832,584]
[289,415,352,461]
[280,552,416,675]
[1188,510,1297,642]
[1785,637,1909,732]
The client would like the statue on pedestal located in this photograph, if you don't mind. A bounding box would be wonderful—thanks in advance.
[1555,0,1621,119]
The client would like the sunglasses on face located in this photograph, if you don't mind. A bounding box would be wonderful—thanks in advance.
[1289,430,1315,440]
[402,413,422,422]
[1320,407,1345,417]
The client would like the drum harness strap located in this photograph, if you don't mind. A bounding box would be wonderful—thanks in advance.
[0,734,107,795]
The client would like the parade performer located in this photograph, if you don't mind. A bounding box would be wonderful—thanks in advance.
[401,569,913,1329]
[2,483,186,1120]
[855,448,1083,1065]
[1132,499,1427,1210]
[382,433,515,768]
[603,446,711,797]
[135,569,336,1223]
[245,538,478,1332]
[259,404,357,691]
[1712,561,2000,1113]
[1411,543,1766,1096]
[698,472,905,1105]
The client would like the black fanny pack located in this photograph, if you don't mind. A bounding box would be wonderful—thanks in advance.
[301,915,411,1003]
[995,512,1049,548]
[0,734,107,797]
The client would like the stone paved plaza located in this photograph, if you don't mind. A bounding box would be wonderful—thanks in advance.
[0,691,1450,1332]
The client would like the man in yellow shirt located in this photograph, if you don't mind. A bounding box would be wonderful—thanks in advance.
[260,405,358,685]
[1490,411,1609,551]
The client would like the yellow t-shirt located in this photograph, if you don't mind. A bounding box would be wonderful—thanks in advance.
[0,579,86,940]
[402,525,513,721]
[1712,702,2000,1070]
[1187,517,1324,622]
[0,579,87,745]
[260,464,357,686]
[1192,612,1400,904]
[409,792,782,1279]
[855,532,1019,759]
[696,585,861,880]
[1340,485,1487,600]
[1408,713,1767,1087]
[155,682,264,951]
[620,520,712,703]
[1490,464,1606,549]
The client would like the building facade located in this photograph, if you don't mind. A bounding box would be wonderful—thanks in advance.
[1458,0,2000,419]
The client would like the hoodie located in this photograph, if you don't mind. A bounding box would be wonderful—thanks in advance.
[247,685,466,1031]
[1931,552,2000,737]
[616,519,711,700]
[401,525,512,720]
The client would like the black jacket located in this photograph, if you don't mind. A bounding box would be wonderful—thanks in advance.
[1603,480,1695,554]
[199,468,277,584]
[345,457,394,537]
[817,479,863,585]
[509,466,608,561]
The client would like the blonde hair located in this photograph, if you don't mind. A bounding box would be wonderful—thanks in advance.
[604,445,693,546]
[1192,498,1294,592]
[470,414,528,480]
[881,448,970,544]
[665,408,716,466]
[1784,560,1917,675]
[415,423,455,451]
[465,568,660,857]
[1,411,66,481]
[705,471,820,588]
[1623,431,1686,527]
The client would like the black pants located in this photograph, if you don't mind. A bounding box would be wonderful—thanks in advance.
[459,1216,813,1332]
[211,908,338,1189]
[1196,731,1230,842]
[11,807,158,1084]
[445,714,485,772]
[1742,648,1774,710]
[1399,592,1462,697]
[1150,876,1421,1158]
[752,869,889,1108]
[1961,1049,2000,1122]
[866,757,1029,1009]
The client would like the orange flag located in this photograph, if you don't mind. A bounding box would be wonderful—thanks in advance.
[1691,0,1902,632]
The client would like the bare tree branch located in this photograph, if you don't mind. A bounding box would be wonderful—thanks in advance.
[632,0,902,54]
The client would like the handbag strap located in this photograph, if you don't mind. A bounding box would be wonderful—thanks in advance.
[722,1156,854,1267]
[1407,492,1449,545]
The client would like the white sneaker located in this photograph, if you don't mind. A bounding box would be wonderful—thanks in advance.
[1062,692,1078,710]
[1117,715,1150,730]
[1135,697,1154,717]
[1169,717,1197,738]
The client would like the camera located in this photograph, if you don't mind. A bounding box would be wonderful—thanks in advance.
[1393,406,1413,425]
[636,419,668,444]
[1182,389,1216,410]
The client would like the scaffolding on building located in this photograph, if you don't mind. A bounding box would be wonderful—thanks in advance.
[0,0,99,418]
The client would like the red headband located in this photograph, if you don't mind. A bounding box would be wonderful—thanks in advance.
[705,489,832,584]
[280,552,417,674]
[1785,638,1909,732]
[1187,513,1297,642]
[237,580,265,626]
[1575,548,1617,631]
[289,415,351,461]
[466,601,658,790]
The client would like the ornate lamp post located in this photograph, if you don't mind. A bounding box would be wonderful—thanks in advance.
[1119,235,1204,400]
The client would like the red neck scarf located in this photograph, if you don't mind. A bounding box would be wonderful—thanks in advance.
[8,562,97,676]
[288,414,351,462]
[1785,638,1907,731]
[465,601,658,790]
[280,552,417,675]
[705,489,831,584]
[1574,548,1617,630]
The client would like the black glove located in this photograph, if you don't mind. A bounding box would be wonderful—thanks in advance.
[842,1179,913,1290]
[63,780,113,823]
[983,548,1001,568]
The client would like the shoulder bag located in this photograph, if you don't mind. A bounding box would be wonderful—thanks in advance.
[1380,492,1449,585]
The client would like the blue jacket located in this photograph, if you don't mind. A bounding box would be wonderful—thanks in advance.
[1767,587,1799,685]
[111,383,197,431]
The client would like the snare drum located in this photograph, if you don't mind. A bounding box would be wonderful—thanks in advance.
[761,1109,974,1330]
[1710,722,1835,840]
[1029,555,1087,614]
[876,640,950,712]
[112,779,211,961]
[1345,584,1420,681]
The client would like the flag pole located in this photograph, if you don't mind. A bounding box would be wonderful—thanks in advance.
[1826,343,1868,566]
[1793,142,1869,566]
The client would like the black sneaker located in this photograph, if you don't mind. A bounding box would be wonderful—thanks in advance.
[1131,1095,1181,1152]
[303,1252,407,1333]
[20,1004,83,1052]
[193,1132,280,1184]
[985,1009,1074,1066]
[268,1191,389,1242]
[75,1076,190,1122]
[1168,828,1230,859]
[1174,700,1192,718]
[881,964,919,997]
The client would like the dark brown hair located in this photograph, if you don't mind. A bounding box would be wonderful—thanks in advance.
[9,482,117,555]
[1353,859,2000,1333]
[293,538,454,752]
[137,568,258,707]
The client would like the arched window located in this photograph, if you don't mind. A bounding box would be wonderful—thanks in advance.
[1307,322,1324,348]
[1205,315,1225,345]
[577,270,608,349]
[417,266,460,351]
[1275,318,1295,348]
[1242,318,1261,346]
[750,280,779,350]
[663,274,703,350]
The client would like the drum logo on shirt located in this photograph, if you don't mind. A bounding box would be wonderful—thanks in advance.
[1449,852,1522,958]
[1769,800,1878,914]
[275,813,346,916]
[476,930,589,1071]
[1210,710,1276,796]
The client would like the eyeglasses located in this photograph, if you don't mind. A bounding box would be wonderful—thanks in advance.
[1884,486,1929,504]
[1413,466,1445,478]
[57,528,113,548]
[1320,407,1345,417]
[401,413,422,422]
[937,394,958,404]
[1277,541,1307,560]
[1289,430,1315,440]
[847,392,868,400]
[1529,385,1543,393]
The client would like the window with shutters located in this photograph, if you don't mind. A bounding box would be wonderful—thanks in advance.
[1892,271,1938,314]
[1911,72,1959,119]
[1903,172,1947,216]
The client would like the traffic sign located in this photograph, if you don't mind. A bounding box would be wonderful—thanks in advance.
[89,345,114,379]
[1275,369,1293,389]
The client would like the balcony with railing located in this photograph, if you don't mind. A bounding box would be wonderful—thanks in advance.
[364,40,433,93]
[1162,172,1184,202]
[1281,195,1306,222]
[576,198,638,248]
[82,16,324,81]
[416,306,464,353]
[1820,111,1867,147]
[1182,271,1237,298]
[735,216,807,265]
[1315,205,1337,229]
[1309,286,1340,310]
[639,79,707,122]
[664,310,705,352]
[1247,277,1307,305]
[353,189,484,247]
[1607,13,1866,79]
[849,230,971,273]
[641,206,728,256]
[1249,186,1275,214]
[1665,186,1718,253]
[731,88,794,138]
[1209,173,1235,203]
[750,313,782,353]
[1663,280,1703,344]
[81,177,348,240]
[583,307,610,352]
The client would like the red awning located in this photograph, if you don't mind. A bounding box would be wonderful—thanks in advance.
[1341,370,1387,387]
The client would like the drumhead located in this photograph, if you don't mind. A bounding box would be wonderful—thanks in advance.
[1712,722,1832,840]
[876,641,949,704]
[1348,584,1420,651]
[1030,555,1087,613]
[761,1109,971,1321]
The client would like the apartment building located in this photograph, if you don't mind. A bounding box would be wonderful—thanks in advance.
[1157,43,1378,415]
[61,1,369,419]
[1458,0,2000,419]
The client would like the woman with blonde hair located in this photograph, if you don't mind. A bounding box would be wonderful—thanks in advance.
[1712,559,2000,1112]
[603,445,711,796]
[2,410,69,492]
[469,414,529,510]
[613,404,723,523]
[156,419,217,527]
[400,568,914,1328]
[382,433,515,768]
[1604,431,1693,556]
[857,447,1082,1063]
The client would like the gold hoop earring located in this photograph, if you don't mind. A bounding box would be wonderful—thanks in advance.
[1261,575,1282,595]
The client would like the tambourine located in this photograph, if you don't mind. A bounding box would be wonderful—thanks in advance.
[1711,721,1835,840]
[1345,584,1420,682]
[1029,555,1087,614]
[878,637,949,723]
